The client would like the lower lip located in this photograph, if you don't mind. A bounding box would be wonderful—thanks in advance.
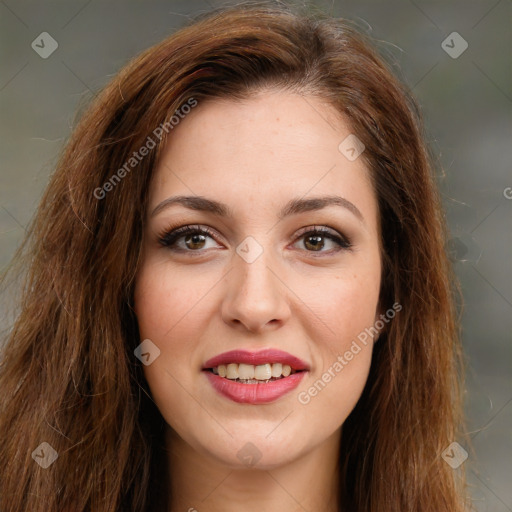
[204,371,307,404]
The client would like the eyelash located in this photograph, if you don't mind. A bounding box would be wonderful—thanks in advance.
[157,224,352,256]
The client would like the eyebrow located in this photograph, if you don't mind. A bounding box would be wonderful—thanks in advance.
[150,194,364,222]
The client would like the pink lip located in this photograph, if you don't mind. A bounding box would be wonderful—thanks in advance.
[203,349,310,371]
[202,349,309,404]
[204,371,307,404]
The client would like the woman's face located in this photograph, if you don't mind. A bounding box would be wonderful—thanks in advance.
[134,90,381,469]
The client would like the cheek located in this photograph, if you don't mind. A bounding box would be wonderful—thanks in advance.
[331,269,380,345]
[133,261,217,411]
[134,260,213,340]
[294,253,381,351]
[292,258,380,420]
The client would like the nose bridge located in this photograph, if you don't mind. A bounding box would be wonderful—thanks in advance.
[222,235,290,331]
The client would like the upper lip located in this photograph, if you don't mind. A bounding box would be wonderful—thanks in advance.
[203,349,310,371]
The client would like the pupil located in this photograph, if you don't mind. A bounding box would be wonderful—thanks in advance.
[186,234,205,249]
[306,235,323,251]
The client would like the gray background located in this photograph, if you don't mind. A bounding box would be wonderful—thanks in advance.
[1,0,511,510]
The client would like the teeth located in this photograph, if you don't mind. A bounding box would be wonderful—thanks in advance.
[271,363,282,377]
[238,363,254,380]
[212,363,298,381]
[254,363,272,380]
[226,363,239,379]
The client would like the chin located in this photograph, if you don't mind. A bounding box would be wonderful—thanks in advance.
[211,441,303,470]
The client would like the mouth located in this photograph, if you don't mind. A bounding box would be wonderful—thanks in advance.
[204,363,303,384]
[202,349,309,404]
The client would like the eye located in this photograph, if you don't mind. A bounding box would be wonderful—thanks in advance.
[291,226,352,255]
[158,224,219,253]
[157,224,352,255]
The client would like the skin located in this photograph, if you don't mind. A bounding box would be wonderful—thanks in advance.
[134,90,382,512]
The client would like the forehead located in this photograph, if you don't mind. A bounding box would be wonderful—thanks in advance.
[149,91,377,225]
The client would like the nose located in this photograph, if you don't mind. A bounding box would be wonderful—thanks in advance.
[221,246,291,333]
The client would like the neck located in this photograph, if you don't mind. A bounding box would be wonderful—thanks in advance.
[164,426,341,512]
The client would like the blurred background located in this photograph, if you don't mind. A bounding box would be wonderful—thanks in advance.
[1,0,510,509]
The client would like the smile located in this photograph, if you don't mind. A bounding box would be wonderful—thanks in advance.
[202,349,309,404]
[210,362,298,382]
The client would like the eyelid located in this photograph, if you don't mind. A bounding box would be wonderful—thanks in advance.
[156,224,220,248]
[293,224,348,242]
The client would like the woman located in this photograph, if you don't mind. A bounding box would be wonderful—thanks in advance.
[0,2,470,511]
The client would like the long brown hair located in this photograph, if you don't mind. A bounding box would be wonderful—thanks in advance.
[0,2,469,511]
